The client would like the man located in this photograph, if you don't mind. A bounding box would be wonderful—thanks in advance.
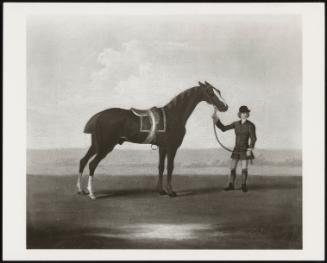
[212,105,257,192]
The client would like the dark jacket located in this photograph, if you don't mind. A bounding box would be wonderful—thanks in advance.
[215,119,257,159]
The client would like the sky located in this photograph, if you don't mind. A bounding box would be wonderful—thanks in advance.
[27,15,302,150]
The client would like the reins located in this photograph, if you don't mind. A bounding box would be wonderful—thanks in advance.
[212,118,233,152]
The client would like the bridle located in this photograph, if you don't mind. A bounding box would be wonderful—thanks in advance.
[207,88,232,152]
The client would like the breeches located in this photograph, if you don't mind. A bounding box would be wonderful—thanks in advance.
[230,159,248,170]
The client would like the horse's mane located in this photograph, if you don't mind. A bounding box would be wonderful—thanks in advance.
[164,86,201,109]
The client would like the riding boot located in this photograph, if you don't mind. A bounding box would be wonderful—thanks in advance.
[224,169,236,191]
[241,169,248,192]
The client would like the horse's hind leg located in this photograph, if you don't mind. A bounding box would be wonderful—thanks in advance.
[157,147,167,195]
[77,144,96,194]
[87,143,117,200]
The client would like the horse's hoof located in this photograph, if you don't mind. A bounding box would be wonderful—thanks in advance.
[159,190,167,195]
[88,194,96,200]
[77,190,89,195]
[168,192,177,197]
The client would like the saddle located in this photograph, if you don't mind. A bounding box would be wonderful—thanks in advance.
[131,106,166,144]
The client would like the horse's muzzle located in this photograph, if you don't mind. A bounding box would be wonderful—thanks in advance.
[217,104,228,112]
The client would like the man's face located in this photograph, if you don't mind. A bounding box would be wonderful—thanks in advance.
[240,112,248,120]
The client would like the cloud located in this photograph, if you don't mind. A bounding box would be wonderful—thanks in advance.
[89,40,200,108]
[91,41,150,90]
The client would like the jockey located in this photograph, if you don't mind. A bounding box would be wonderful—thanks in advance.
[212,105,257,192]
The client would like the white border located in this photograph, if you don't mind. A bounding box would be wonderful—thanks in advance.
[3,3,325,261]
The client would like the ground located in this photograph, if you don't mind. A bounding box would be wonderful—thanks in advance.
[27,174,302,249]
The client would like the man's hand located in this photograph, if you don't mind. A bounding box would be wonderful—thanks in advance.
[246,148,253,157]
[211,111,219,123]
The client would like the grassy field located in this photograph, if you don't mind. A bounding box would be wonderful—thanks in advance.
[27,148,302,249]
[27,174,302,249]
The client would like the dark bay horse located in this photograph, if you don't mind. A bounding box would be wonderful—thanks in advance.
[77,81,228,199]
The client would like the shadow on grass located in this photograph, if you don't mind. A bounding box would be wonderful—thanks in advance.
[177,187,221,197]
[94,179,301,199]
[248,180,302,191]
[95,188,158,199]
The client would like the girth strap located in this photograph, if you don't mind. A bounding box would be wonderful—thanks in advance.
[143,109,156,144]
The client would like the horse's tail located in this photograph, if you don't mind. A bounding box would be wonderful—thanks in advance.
[83,112,102,134]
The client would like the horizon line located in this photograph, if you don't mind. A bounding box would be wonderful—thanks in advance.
[26,147,302,151]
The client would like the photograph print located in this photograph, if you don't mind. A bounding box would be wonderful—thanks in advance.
[26,10,304,250]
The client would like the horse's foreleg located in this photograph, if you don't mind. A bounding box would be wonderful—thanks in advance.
[166,147,178,197]
[157,147,167,195]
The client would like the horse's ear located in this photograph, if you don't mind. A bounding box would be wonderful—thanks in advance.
[204,81,212,87]
[198,81,205,87]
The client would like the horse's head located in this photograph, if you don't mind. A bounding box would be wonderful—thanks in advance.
[199,81,228,112]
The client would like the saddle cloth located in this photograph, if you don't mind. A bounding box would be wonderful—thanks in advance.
[131,106,166,144]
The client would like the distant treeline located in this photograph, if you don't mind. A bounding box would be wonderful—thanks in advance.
[27,148,302,168]
[183,157,302,168]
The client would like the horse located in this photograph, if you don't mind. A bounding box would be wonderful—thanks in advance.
[77,81,228,199]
